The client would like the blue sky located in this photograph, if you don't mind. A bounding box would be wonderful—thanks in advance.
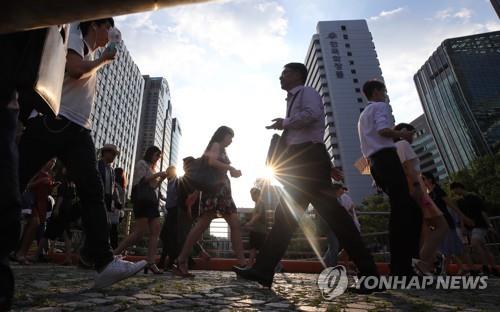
[115,0,499,207]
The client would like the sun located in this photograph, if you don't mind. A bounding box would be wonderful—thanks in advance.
[263,166,275,180]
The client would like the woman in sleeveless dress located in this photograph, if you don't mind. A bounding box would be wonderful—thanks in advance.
[174,126,246,276]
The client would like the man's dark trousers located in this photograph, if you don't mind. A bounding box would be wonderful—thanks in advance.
[254,143,378,279]
[369,147,422,276]
[18,115,114,270]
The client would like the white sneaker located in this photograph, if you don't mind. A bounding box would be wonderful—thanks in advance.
[93,258,147,289]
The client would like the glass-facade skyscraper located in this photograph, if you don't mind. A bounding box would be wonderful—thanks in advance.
[169,117,182,167]
[304,20,385,203]
[91,43,144,196]
[414,31,500,173]
[136,76,173,195]
[410,114,448,181]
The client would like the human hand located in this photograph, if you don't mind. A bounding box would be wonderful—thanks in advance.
[266,118,284,130]
[100,47,117,62]
[230,168,242,178]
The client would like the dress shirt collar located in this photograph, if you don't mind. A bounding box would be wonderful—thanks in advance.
[286,85,304,100]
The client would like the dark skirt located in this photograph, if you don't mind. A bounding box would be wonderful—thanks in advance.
[133,202,160,219]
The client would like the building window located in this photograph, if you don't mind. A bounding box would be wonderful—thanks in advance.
[353,78,359,83]
[360,108,365,113]
[349,60,354,65]
[351,69,356,74]
[357,98,363,103]
[355,88,361,93]
[341,25,346,31]
[343,34,348,39]
[345,43,350,48]
[347,52,352,56]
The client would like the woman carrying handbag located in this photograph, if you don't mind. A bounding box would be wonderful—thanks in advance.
[114,146,168,274]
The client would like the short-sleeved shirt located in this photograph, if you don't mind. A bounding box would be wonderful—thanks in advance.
[358,101,396,157]
[251,201,267,234]
[133,160,153,186]
[58,22,97,129]
[429,185,456,229]
[395,140,420,173]
[457,194,489,229]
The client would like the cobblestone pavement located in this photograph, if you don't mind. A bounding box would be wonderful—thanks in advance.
[10,264,500,311]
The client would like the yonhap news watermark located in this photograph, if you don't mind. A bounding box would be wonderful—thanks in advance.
[317,265,489,300]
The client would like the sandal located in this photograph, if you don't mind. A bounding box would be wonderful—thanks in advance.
[172,259,195,278]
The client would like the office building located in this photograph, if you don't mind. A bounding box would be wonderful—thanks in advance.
[91,43,144,196]
[136,76,173,195]
[169,117,182,167]
[410,115,448,181]
[304,20,385,203]
[414,31,500,173]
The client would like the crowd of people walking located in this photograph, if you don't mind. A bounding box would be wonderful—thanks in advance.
[1,16,498,311]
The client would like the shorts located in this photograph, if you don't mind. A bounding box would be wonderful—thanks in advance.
[249,231,267,250]
[471,228,488,243]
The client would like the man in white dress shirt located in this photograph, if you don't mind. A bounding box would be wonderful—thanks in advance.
[234,63,379,291]
[357,80,422,277]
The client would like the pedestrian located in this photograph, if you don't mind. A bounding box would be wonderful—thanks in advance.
[450,182,499,276]
[174,126,246,277]
[158,166,179,269]
[234,63,379,292]
[393,123,448,275]
[114,146,168,274]
[421,173,473,275]
[97,144,120,249]
[13,159,57,264]
[357,80,422,277]
[17,19,147,289]
[244,188,267,268]
[110,168,127,249]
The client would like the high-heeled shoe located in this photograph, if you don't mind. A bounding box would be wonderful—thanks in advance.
[144,263,163,275]
[172,259,195,278]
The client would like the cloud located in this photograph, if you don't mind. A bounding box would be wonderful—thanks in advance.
[369,7,404,21]
[115,1,291,207]
[433,8,473,22]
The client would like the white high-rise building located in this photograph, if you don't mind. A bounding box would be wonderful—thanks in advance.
[304,20,385,203]
[91,43,144,197]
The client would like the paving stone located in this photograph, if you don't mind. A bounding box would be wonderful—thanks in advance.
[32,308,62,312]
[265,302,290,308]
[205,293,224,298]
[239,298,266,305]
[136,300,153,306]
[158,293,184,299]
[81,292,105,298]
[84,298,113,304]
[183,294,203,299]
[108,295,137,302]
[61,301,95,308]
[133,293,161,300]
[346,302,376,310]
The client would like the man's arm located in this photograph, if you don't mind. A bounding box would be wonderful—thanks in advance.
[65,48,115,79]
[282,88,322,130]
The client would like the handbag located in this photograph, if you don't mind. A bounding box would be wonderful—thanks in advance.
[183,156,220,193]
[266,133,288,167]
[131,178,158,208]
[266,89,302,167]
[16,26,68,122]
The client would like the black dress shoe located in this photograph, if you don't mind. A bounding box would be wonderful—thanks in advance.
[232,266,273,288]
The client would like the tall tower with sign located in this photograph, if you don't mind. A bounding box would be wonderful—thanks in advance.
[304,20,385,203]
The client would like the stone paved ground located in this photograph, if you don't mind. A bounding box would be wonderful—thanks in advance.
[10,264,500,311]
